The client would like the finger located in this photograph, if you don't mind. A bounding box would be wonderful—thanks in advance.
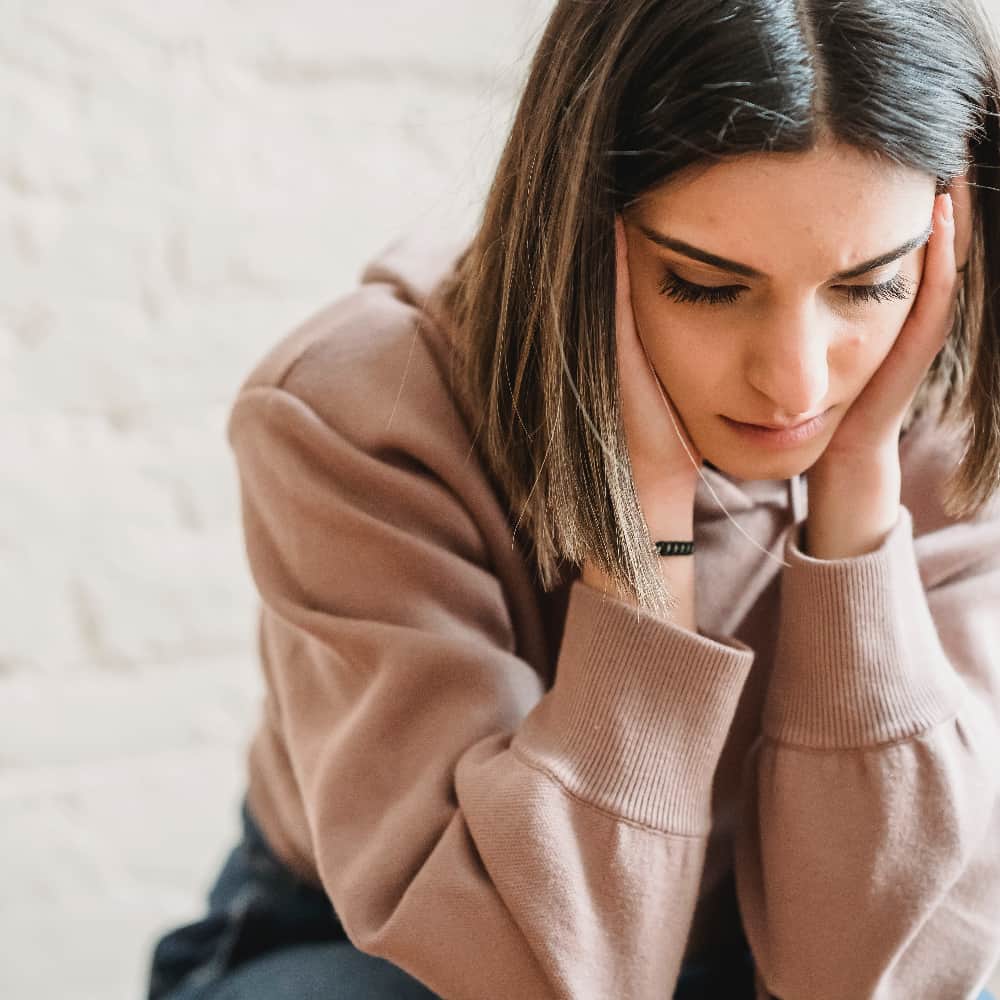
[614,216,638,356]
[949,170,974,273]
[907,193,958,359]
[613,216,697,458]
[614,215,648,379]
[852,194,957,431]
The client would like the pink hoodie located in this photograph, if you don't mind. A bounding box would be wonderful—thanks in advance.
[225,224,1000,999]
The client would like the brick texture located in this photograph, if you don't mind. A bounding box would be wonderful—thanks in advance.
[1,4,551,997]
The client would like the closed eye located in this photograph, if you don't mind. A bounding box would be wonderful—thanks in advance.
[841,273,915,304]
[658,270,915,306]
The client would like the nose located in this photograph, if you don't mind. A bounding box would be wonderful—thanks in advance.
[744,303,831,420]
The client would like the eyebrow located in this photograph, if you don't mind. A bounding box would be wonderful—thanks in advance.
[638,222,934,281]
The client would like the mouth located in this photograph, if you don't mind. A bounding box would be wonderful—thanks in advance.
[742,415,824,431]
[721,408,832,447]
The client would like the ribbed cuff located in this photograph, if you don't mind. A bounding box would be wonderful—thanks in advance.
[763,506,965,749]
[513,580,754,836]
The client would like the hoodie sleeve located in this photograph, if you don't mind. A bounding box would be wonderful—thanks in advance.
[734,501,1000,1000]
[227,371,756,1000]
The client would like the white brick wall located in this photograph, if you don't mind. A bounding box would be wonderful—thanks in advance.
[3,3,999,998]
[2,0,553,679]
[1,4,552,997]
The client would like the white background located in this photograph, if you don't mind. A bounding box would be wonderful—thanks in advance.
[2,3,551,996]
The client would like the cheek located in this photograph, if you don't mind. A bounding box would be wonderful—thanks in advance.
[629,290,689,366]
[631,303,719,390]
[838,310,907,369]
[630,277,719,355]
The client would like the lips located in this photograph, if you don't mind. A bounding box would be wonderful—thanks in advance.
[734,411,828,430]
[720,408,832,448]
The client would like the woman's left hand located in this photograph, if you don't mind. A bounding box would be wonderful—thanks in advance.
[802,178,972,559]
[810,180,972,477]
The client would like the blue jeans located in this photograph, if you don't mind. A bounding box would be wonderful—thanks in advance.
[145,797,993,1000]
[146,797,436,1000]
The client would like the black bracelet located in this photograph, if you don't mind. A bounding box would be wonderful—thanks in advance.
[653,540,695,556]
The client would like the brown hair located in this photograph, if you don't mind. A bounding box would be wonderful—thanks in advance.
[440,0,1000,616]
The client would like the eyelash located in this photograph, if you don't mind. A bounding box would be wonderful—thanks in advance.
[657,271,915,307]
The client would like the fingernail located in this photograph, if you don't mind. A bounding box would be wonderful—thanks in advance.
[941,192,954,225]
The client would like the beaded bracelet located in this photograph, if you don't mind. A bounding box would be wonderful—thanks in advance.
[653,540,695,556]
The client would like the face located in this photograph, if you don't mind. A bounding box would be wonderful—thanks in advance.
[622,141,937,482]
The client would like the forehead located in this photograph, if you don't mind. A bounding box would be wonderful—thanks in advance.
[639,143,935,276]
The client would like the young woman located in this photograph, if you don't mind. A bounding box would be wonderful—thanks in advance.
[147,2,1000,998]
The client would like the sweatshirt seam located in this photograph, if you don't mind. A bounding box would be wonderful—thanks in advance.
[509,742,708,841]
[761,707,962,754]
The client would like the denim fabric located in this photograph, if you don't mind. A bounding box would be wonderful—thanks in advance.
[144,796,757,999]
[145,796,992,1000]
[146,797,436,1000]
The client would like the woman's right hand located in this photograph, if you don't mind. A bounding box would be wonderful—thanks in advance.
[612,214,704,533]
[580,216,702,622]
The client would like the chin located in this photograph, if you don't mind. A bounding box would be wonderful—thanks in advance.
[703,449,814,483]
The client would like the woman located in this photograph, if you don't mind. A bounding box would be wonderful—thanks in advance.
[147,1,1000,998]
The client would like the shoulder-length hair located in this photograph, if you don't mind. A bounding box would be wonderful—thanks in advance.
[439,0,1000,617]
